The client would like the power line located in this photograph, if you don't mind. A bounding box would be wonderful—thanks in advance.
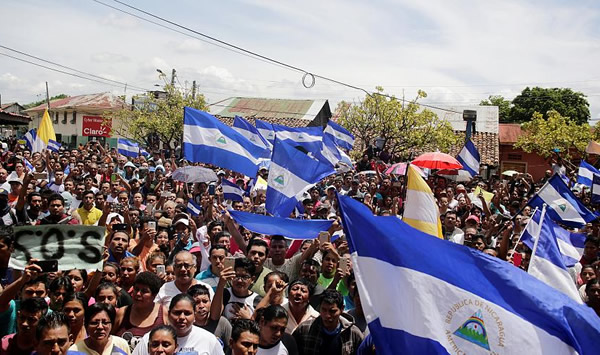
[92,0,462,114]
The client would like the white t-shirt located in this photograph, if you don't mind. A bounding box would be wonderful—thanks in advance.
[132,325,224,355]
[155,280,214,307]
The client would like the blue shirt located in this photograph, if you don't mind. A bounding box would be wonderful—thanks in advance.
[195,267,219,291]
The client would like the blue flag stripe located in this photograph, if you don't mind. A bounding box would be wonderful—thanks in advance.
[228,209,332,239]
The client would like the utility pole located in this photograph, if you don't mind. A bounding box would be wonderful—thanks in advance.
[171,69,176,86]
[45,82,50,108]
[191,80,196,100]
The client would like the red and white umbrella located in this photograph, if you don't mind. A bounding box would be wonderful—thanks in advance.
[412,152,463,170]
[384,162,408,175]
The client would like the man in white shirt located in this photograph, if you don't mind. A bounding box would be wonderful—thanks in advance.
[155,251,213,307]
[443,211,464,245]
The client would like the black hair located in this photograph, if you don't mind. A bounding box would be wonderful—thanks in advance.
[149,325,178,344]
[134,271,162,295]
[82,190,95,198]
[264,271,289,286]
[259,304,288,323]
[49,276,73,294]
[0,225,13,248]
[209,244,228,256]
[207,220,224,234]
[35,312,70,341]
[212,231,231,245]
[231,319,260,341]
[26,192,41,204]
[20,297,48,316]
[22,275,47,292]
[585,236,600,247]
[168,293,195,313]
[67,269,88,284]
[246,238,269,256]
[94,282,119,299]
[235,257,256,276]
[63,292,88,310]
[270,235,286,243]
[288,278,315,297]
[320,289,344,309]
[187,284,210,298]
[103,262,121,276]
[84,302,116,327]
[47,193,64,205]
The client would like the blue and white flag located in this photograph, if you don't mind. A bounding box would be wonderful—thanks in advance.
[577,160,600,187]
[23,158,33,171]
[337,194,600,355]
[272,124,323,154]
[187,199,203,217]
[324,120,354,151]
[267,139,334,217]
[592,174,600,204]
[23,129,45,153]
[47,139,61,152]
[456,139,480,177]
[117,138,139,158]
[64,165,70,175]
[221,179,245,202]
[317,134,353,172]
[233,116,271,150]
[139,147,150,157]
[520,208,584,302]
[183,107,265,178]
[255,119,275,145]
[528,174,597,228]
[229,209,332,239]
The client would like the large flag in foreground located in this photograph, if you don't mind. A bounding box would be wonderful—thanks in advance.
[529,174,597,228]
[520,208,583,302]
[337,194,600,354]
[266,139,334,217]
[456,139,480,177]
[183,107,265,177]
[403,165,443,238]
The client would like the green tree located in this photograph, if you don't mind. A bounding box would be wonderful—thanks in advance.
[480,95,511,122]
[510,87,590,124]
[514,110,591,158]
[337,87,458,160]
[23,94,69,109]
[105,84,207,149]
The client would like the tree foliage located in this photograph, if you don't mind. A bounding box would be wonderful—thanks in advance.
[105,84,207,149]
[509,87,590,124]
[480,95,511,122]
[23,94,69,109]
[336,87,458,160]
[514,110,591,158]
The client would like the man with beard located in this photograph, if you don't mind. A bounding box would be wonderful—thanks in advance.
[155,251,213,307]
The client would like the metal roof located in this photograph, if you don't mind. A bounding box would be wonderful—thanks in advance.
[25,92,127,112]
[210,97,330,121]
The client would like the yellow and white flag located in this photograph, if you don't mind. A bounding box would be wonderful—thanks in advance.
[403,165,443,239]
[38,109,56,144]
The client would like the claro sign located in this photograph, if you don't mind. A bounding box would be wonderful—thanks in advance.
[82,116,111,137]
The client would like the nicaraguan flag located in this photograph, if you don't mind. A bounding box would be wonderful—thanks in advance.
[139,147,150,157]
[324,120,354,151]
[267,139,334,217]
[47,139,61,152]
[233,116,271,150]
[272,124,323,154]
[23,158,33,171]
[337,194,600,355]
[183,107,266,178]
[117,138,139,158]
[456,139,480,177]
[63,165,70,175]
[592,174,600,204]
[577,160,599,187]
[221,179,245,201]
[23,129,45,153]
[228,209,332,239]
[528,174,597,228]
[520,208,584,302]
[255,119,275,145]
[187,199,203,217]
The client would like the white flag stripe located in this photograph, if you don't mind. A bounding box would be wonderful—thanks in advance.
[183,125,259,165]
[403,189,439,225]
[538,183,586,225]
[232,127,269,150]
[579,167,594,181]
[557,238,583,262]
[275,130,322,143]
[118,144,138,154]
[267,161,311,198]
[529,257,582,303]
[324,124,354,146]
[458,148,479,171]
[352,255,577,354]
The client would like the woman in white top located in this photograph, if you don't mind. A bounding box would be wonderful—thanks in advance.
[69,302,130,355]
[132,293,224,355]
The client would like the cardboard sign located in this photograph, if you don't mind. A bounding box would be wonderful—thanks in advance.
[9,225,106,271]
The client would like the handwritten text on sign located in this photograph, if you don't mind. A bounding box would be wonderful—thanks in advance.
[9,225,106,271]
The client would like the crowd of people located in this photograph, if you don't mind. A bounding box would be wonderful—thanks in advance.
[0,139,596,355]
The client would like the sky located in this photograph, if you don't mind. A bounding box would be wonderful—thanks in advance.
[1,0,600,121]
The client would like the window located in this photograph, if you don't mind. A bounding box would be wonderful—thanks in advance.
[53,112,59,124]
[62,111,67,124]
[70,111,77,124]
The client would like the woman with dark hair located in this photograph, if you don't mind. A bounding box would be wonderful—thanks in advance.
[257,305,299,355]
[95,282,119,308]
[131,293,224,355]
[48,276,74,312]
[69,302,130,354]
[283,279,318,334]
[147,325,177,355]
[114,272,168,352]
[63,292,87,344]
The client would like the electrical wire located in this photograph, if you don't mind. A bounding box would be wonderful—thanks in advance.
[0,44,151,92]
[92,0,462,114]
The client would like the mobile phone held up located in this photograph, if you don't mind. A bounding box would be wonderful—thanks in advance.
[33,260,58,273]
